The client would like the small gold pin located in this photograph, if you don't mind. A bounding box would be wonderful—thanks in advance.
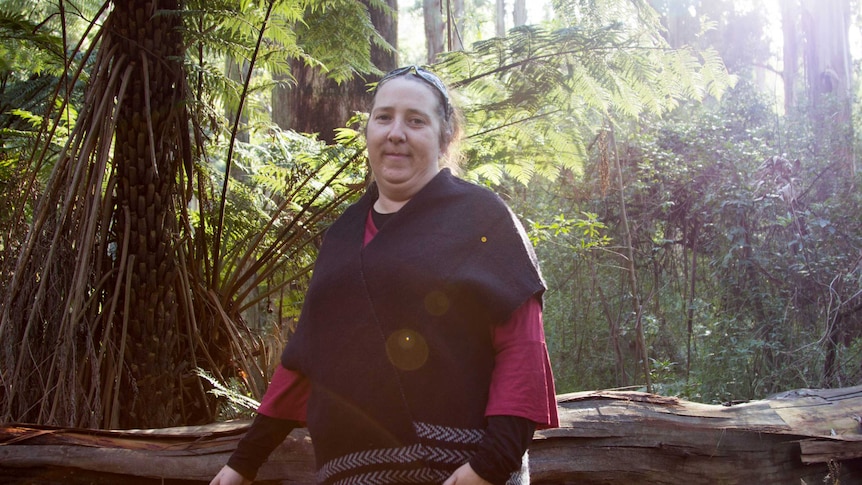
[480,236,488,243]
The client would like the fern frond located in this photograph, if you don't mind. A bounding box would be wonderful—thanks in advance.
[430,0,733,187]
[196,368,260,415]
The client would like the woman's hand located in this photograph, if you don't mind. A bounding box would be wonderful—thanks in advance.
[442,462,493,485]
[209,465,252,485]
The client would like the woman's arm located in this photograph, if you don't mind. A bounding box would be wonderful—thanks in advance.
[224,413,300,481]
[465,295,558,484]
[485,295,558,427]
[467,415,535,484]
[211,366,309,483]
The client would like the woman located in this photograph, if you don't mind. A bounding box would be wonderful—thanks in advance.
[211,66,558,485]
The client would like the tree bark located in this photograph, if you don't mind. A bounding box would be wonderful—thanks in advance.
[513,0,526,27]
[799,0,855,177]
[424,0,444,63]
[495,0,505,37]
[446,0,465,52]
[109,0,187,429]
[800,0,852,108]
[273,1,397,144]
[225,57,250,144]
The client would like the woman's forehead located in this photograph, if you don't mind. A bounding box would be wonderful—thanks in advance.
[373,77,443,111]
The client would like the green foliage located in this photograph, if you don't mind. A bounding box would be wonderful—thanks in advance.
[295,0,393,81]
[205,124,367,322]
[529,211,611,252]
[183,0,388,94]
[0,1,99,278]
[572,79,858,399]
[196,368,260,420]
[431,3,736,187]
[0,4,64,76]
[505,45,861,399]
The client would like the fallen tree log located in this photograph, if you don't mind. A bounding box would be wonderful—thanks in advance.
[1,385,861,484]
[532,386,862,484]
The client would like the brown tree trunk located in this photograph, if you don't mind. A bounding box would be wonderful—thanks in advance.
[0,0,216,430]
[109,0,187,428]
[273,0,397,143]
[225,57,250,144]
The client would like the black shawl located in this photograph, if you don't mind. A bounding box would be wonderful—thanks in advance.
[281,169,544,484]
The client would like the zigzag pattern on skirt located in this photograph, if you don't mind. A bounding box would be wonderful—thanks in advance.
[317,421,481,483]
[317,421,529,485]
[414,421,485,445]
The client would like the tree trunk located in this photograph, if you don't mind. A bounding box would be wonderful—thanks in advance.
[0,0,218,430]
[225,57,250,144]
[446,0,465,52]
[800,0,852,108]
[424,0,444,63]
[781,0,799,112]
[685,223,697,380]
[513,0,526,27]
[595,276,628,386]
[108,0,188,429]
[799,0,855,177]
[273,0,397,143]
[279,60,361,143]
[3,386,861,483]
[495,0,505,37]
[649,0,699,49]
[272,71,291,130]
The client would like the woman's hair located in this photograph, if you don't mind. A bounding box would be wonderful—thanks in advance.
[370,66,465,172]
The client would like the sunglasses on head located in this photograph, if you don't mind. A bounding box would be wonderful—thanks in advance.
[375,65,452,120]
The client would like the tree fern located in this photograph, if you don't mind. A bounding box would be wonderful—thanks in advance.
[0,0,385,428]
[433,1,735,186]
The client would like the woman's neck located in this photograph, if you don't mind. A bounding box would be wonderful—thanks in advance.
[373,195,408,214]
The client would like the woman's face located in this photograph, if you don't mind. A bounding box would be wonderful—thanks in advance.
[367,76,447,204]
